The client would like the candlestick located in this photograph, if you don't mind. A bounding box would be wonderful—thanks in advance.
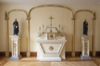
[62,27,63,31]
[39,27,41,31]
[39,27,41,33]
[43,25,44,28]
[39,27,41,36]
[59,24,60,28]
[59,24,60,31]
[43,25,44,33]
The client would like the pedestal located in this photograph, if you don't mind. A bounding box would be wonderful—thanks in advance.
[10,35,21,60]
[81,35,91,60]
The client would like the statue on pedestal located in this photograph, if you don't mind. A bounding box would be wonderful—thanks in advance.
[13,19,19,35]
[83,19,88,35]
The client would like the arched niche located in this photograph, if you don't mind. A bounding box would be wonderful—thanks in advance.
[74,9,96,56]
[5,9,28,57]
[27,5,74,56]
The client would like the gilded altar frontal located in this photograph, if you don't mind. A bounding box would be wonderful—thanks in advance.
[0,0,100,66]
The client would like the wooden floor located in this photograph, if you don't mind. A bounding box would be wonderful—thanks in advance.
[0,57,100,66]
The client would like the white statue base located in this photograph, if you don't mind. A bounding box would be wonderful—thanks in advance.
[10,35,22,60]
[81,35,91,60]
[36,40,66,61]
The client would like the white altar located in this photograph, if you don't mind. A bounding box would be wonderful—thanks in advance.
[36,16,67,61]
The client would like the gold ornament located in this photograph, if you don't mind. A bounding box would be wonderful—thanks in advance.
[49,46,54,51]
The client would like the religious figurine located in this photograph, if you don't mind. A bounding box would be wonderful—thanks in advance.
[13,19,19,35]
[83,19,88,35]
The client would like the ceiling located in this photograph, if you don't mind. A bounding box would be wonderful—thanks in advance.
[0,0,100,5]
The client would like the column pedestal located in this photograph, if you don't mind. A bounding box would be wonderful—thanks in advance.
[81,35,91,60]
[10,35,22,60]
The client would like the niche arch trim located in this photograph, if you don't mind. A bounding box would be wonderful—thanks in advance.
[75,9,96,20]
[29,5,74,19]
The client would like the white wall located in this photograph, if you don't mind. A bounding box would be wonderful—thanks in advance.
[0,4,100,52]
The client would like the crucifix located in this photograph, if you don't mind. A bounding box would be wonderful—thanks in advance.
[49,16,54,28]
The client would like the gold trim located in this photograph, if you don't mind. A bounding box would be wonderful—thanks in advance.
[93,12,96,20]
[58,44,63,54]
[75,9,96,20]
[40,43,45,53]
[7,9,28,19]
[29,5,74,19]
[5,11,9,20]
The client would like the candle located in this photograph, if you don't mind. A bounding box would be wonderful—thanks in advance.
[62,27,63,30]
[43,25,44,28]
[39,27,41,31]
[59,24,60,28]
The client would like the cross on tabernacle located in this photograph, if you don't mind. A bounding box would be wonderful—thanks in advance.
[49,16,54,28]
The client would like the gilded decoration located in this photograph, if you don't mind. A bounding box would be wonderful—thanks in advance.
[93,12,96,20]
[49,46,54,51]
[75,9,96,20]
[13,42,17,56]
[84,42,88,55]
[5,11,9,20]
[7,9,28,20]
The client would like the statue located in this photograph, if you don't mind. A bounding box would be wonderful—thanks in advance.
[13,19,19,35]
[83,19,88,35]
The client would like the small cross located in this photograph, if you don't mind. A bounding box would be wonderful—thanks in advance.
[49,16,54,28]
[49,16,53,22]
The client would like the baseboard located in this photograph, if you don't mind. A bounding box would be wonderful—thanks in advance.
[0,52,5,57]
[96,51,100,57]
[0,52,26,57]
[65,52,71,57]
[30,52,37,57]
[75,51,92,57]
[0,51,100,57]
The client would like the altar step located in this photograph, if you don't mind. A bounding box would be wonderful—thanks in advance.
[37,57,61,61]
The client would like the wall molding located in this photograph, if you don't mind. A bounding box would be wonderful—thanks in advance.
[0,51,100,57]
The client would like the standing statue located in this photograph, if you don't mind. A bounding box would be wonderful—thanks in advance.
[83,19,88,35]
[13,19,19,35]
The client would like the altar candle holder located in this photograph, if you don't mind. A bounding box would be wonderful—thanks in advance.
[39,27,41,36]
[59,24,60,32]
[39,27,41,33]
[62,27,63,32]
[62,27,64,36]
[43,25,44,33]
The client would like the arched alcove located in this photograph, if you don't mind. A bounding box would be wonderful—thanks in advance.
[5,9,28,56]
[74,10,96,56]
[29,6,73,52]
